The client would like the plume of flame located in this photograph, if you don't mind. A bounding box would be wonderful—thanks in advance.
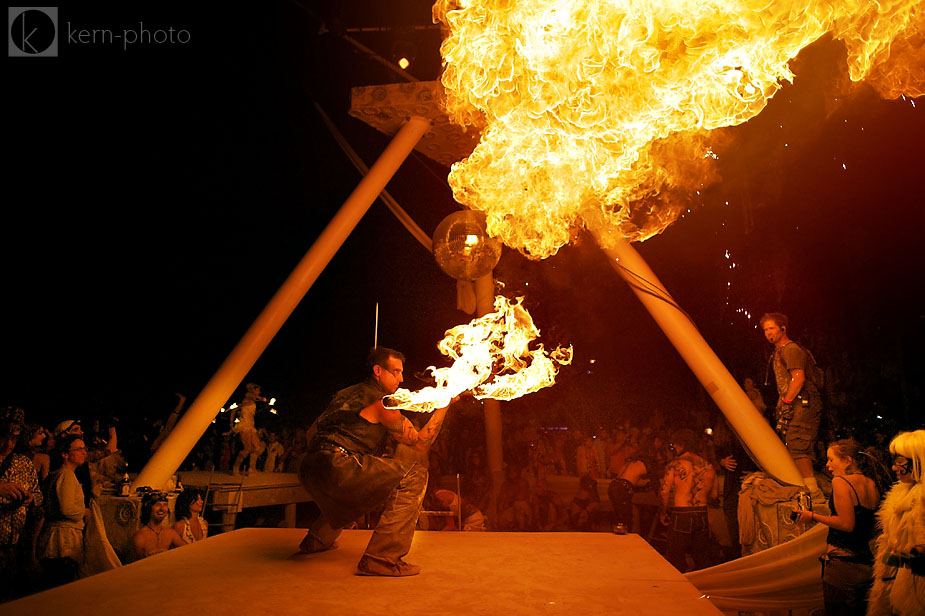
[384,295,573,412]
[433,0,924,259]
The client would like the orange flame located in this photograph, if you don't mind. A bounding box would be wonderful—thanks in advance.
[384,295,573,412]
[433,0,924,259]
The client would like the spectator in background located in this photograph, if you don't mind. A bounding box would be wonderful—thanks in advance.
[85,418,123,494]
[263,430,285,472]
[282,428,306,473]
[609,453,651,534]
[132,493,186,560]
[38,434,88,588]
[1,407,44,602]
[569,474,600,531]
[461,449,491,514]
[534,432,561,477]
[150,393,187,454]
[496,464,532,531]
[531,477,568,531]
[868,429,925,616]
[608,428,638,479]
[426,488,486,532]
[593,430,611,479]
[743,377,767,416]
[659,428,717,572]
[15,423,50,483]
[51,420,95,506]
[793,438,890,615]
[711,418,757,560]
[576,434,599,479]
[173,488,208,544]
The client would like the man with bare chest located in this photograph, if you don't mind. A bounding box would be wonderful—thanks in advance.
[132,493,186,561]
[659,429,716,572]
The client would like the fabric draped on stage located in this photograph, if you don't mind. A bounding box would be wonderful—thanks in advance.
[686,524,826,613]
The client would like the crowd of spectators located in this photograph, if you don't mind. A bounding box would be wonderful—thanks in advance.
[0,404,222,602]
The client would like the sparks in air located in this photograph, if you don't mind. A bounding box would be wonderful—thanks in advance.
[384,295,573,413]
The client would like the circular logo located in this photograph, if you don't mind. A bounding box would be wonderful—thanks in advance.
[10,9,56,55]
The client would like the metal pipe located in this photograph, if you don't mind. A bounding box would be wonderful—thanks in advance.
[132,115,432,490]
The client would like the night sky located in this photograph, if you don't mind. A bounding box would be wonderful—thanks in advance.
[5,2,923,440]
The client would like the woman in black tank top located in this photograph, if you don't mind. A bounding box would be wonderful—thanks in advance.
[793,438,891,615]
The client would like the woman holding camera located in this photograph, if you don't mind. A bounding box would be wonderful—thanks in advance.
[793,438,889,615]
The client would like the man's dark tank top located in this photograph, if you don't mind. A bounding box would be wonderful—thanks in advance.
[827,475,876,562]
[310,380,388,455]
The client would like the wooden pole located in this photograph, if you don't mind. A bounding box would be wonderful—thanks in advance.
[132,116,432,490]
[597,234,803,487]
[474,273,506,524]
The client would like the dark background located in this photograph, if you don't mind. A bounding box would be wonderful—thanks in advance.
[4,2,923,444]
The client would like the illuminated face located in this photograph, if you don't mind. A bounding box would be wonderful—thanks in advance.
[66,439,88,466]
[30,428,47,447]
[151,500,169,523]
[0,428,20,457]
[763,320,785,345]
[892,454,913,483]
[375,356,404,395]
[191,495,203,513]
[825,447,851,476]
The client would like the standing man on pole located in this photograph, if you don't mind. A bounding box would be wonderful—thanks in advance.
[297,347,455,577]
[761,312,824,503]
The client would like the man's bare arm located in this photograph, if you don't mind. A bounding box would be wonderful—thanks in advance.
[413,405,451,452]
[783,368,806,403]
[171,529,188,549]
[379,405,420,446]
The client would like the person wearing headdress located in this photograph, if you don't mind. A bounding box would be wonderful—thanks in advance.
[38,433,89,588]
[131,492,186,560]
[867,429,925,616]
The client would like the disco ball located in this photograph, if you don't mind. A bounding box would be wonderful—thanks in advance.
[432,210,502,281]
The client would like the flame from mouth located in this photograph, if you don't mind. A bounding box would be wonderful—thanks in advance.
[433,0,923,259]
[384,295,573,412]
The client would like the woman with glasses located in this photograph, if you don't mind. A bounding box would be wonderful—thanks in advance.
[868,429,925,616]
[37,434,89,588]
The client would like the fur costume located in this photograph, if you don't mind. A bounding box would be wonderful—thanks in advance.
[868,481,925,616]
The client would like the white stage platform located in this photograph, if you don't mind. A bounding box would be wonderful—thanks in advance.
[179,470,313,531]
[1,529,721,615]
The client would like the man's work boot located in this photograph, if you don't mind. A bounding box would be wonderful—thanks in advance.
[298,532,337,555]
[355,553,421,577]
